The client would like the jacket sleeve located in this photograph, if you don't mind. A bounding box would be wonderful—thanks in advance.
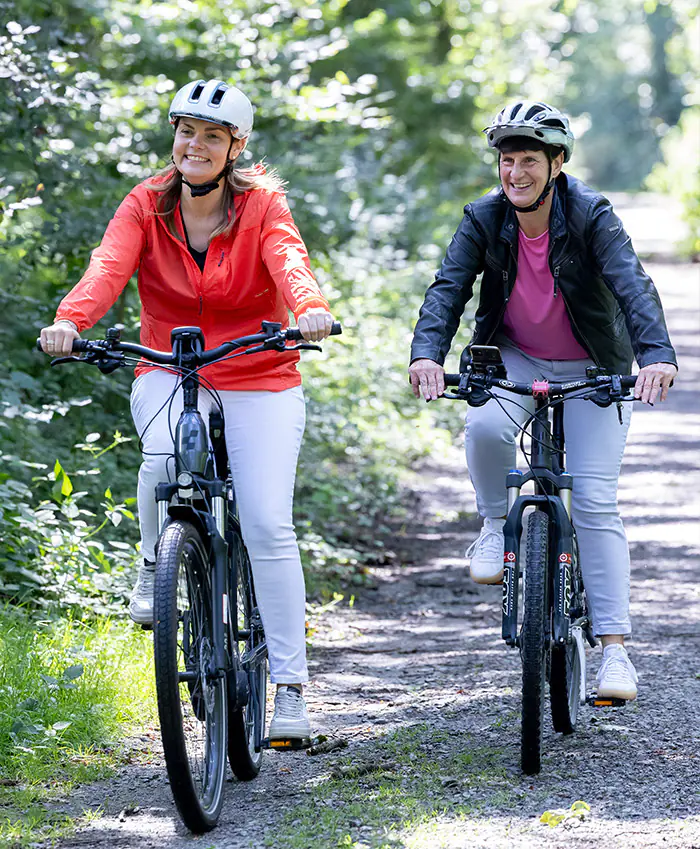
[410,207,484,365]
[54,189,147,331]
[587,198,677,369]
[260,192,329,320]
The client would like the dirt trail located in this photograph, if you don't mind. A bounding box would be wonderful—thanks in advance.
[50,198,700,848]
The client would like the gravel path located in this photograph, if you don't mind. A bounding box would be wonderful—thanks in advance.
[47,202,700,849]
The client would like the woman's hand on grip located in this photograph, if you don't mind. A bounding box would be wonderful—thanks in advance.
[298,308,334,342]
[40,321,80,356]
[409,358,445,401]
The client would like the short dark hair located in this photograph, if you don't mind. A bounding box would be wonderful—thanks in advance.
[497,136,564,162]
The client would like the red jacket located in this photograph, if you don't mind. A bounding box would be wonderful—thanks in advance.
[55,179,330,390]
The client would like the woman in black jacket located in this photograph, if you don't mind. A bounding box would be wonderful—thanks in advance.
[409,101,677,700]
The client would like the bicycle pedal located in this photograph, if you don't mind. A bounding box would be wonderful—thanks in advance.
[262,737,312,751]
[586,695,627,707]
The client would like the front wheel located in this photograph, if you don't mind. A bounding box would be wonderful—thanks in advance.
[153,520,227,833]
[520,510,550,776]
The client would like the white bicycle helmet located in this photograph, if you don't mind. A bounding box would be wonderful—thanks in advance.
[484,101,574,162]
[169,79,254,139]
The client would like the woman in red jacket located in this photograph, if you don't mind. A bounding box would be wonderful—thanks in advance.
[40,78,335,741]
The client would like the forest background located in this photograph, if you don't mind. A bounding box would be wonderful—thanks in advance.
[1,0,698,610]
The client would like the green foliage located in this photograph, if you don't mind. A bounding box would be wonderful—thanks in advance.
[0,608,156,843]
[0,0,694,612]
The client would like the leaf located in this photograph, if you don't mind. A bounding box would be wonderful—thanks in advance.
[61,473,73,497]
[85,433,101,443]
[571,801,590,814]
[540,810,566,827]
[109,510,122,527]
[52,721,72,731]
[40,674,59,688]
[104,487,112,499]
[63,664,84,680]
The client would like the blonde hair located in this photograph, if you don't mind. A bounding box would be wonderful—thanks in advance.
[144,161,286,242]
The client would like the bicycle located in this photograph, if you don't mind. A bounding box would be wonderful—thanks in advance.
[442,344,636,775]
[38,319,341,831]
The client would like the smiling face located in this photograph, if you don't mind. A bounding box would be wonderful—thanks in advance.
[499,148,564,208]
[172,117,245,184]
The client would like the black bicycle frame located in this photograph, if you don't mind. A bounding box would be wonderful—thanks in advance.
[154,328,233,695]
[501,395,576,650]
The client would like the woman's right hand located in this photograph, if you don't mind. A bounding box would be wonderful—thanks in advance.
[40,320,80,356]
[408,358,445,401]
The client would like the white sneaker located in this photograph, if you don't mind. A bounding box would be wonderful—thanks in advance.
[596,644,638,700]
[128,561,155,626]
[465,517,505,584]
[269,686,311,740]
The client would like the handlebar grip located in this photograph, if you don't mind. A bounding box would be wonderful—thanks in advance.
[444,374,461,387]
[286,321,343,341]
[35,338,90,353]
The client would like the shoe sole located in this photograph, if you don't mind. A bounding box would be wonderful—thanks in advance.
[469,569,504,585]
[128,607,153,626]
[268,724,311,740]
[596,687,637,700]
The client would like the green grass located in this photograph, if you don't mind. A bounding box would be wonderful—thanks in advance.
[0,607,157,847]
[267,724,522,849]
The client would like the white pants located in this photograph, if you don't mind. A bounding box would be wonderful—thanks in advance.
[464,337,633,636]
[131,371,308,683]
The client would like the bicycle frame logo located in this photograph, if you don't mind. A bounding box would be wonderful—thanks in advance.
[558,552,572,617]
[502,551,517,617]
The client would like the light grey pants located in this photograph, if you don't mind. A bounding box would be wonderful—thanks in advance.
[131,370,308,683]
[464,337,633,635]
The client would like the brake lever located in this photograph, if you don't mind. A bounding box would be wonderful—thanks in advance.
[49,356,85,367]
[286,343,322,352]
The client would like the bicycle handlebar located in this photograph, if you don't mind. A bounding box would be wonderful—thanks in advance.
[36,321,342,367]
[443,371,637,401]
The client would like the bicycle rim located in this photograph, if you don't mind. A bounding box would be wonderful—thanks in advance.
[520,510,549,775]
[154,520,227,832]
[228,528,267,780]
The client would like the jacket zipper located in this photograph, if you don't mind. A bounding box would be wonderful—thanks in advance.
[553,265,560,297]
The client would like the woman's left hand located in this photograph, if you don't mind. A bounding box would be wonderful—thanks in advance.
[298,308,334,342]
[634,362,677,405]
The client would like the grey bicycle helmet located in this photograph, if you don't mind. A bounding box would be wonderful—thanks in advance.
[169,79,254,139]
[484,101,574,162]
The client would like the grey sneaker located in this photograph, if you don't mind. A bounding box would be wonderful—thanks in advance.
[465,517,505,584]
[128,560,155,626]
[269,686,311,740]
[596,644,638,700]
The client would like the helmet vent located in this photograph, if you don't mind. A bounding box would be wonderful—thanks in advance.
[189,81,206,102]
[524,105,544,121]
[210,84,228,107]
[509,103,523,120]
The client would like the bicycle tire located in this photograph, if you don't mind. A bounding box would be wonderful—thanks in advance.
[227,526,267,780]
[154,520,227,833]
[550,535,582,734]
[520,509,549,775]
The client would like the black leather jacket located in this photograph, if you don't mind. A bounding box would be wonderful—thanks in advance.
[411,173,677,374]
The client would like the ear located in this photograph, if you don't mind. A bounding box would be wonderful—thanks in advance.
[229,136,248,162]
[551,150,565,179]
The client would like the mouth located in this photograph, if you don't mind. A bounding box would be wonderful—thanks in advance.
[184,155,210,163]
[510,182,534,191]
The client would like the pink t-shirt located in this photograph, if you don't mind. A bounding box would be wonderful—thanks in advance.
[502,229,589,360]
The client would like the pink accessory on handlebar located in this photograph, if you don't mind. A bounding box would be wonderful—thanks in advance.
[531,380,549,399]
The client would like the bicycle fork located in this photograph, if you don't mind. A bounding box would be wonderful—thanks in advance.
[501,472,576,649]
